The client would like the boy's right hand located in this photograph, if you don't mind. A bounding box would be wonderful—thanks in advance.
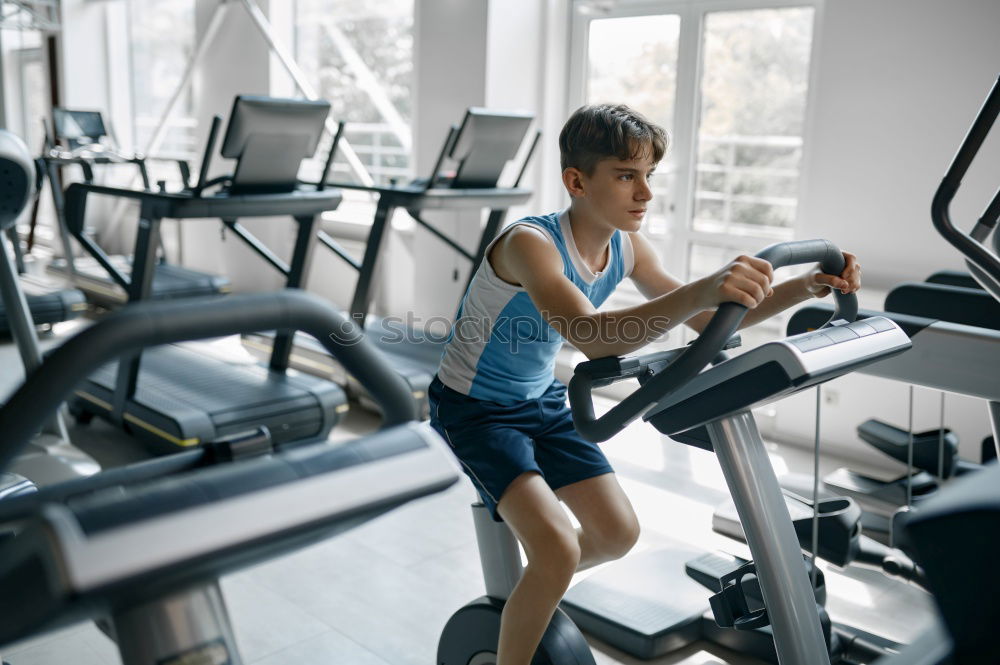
[696,255,775,310]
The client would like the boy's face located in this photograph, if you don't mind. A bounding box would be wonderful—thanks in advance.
[565,147,657,232]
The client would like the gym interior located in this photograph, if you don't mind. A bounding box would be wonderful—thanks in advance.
[0,1,998,664]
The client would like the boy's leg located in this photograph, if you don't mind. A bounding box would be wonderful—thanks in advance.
[495,471,582,665]
[556,473,640,571]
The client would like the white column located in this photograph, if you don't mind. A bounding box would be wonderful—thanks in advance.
[410,0,569,324]
[183,0,289,293]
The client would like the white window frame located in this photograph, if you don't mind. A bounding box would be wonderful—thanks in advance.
[569,0,824,280]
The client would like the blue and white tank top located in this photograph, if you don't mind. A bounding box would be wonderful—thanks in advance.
[437,208,634,403]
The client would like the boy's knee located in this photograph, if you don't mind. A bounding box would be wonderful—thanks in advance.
[610,518,641,560]
[529,525,581,579]
[595,515,641,562]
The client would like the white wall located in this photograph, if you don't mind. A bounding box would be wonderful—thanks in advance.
[410,0,489,323]
[798,0,1000,288]
[59,0,110,113]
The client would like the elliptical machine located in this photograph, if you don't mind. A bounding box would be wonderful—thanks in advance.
[438,240,912,665]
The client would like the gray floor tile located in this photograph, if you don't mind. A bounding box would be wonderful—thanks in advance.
[248,629,392,665]
[3,626,86,657]
[3,626,107,665]
[220,576,331,662]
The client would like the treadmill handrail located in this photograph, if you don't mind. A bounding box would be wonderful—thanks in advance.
[931,74,1000,289]
[0,290,416,471]
[569,239,857,443]
[61,182,344,236]
[63,182,190,235]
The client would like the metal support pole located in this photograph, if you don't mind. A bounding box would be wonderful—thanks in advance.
[0,232,67,439]
[463,208,507,297]
[707,411,832,665]
[112,212,161,418]
[45,160,77,279]
[7,227,25,274]
[472,503,523,600]
[113,581,243,665]
[349,200,395,326]
[270,214,319,372]
[906,386,914,507]
[989,401,1000,461]
[409,211,475,263]
[223,220,290,276]
[317,229,362,272]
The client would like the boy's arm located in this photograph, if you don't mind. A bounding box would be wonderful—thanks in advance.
[498,226,769,359]
[628,232,862,334]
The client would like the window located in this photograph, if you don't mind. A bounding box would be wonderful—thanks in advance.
[127,0,197,159]
[294,0,414,185]
[585,14,680,236]
[693,7,814,239]
[0,20,48,151]
[572,0,818,349]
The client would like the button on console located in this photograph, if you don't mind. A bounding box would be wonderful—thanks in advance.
[867,316,896,332]
[822,326,860,344]
[791,333,832,352]
[847,321,878,336]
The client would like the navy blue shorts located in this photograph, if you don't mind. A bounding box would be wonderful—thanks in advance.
[428,376,614,521]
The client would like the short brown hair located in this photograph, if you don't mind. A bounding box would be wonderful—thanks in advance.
[559,104,668,175]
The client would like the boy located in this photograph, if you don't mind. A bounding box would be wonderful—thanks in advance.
[429,104,861,665]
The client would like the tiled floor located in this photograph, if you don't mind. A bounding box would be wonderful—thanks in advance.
[0,322,937,665]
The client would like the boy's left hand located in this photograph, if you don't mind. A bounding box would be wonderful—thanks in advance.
[804,251,861,297]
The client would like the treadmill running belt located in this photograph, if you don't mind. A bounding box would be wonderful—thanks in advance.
[73,344,346,453]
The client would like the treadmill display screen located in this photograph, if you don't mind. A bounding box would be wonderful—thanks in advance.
[53,109,106,141]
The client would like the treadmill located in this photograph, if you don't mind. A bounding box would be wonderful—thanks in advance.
[63,96,350,454]
[0,270,87,336]
[243,108,540,416]
[39,108,230,306]
[0,290,461,665]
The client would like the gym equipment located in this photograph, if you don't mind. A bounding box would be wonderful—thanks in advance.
[712,491,926,588]
[438,239,910,664]
[924,269,981,288]
[874,81,1000,664]
[0,290,461,665]
[38,108,231,306]
[568,240,910,664]
[932,74,1000,302]
[851,266,999,487]
[243,108,540,416]
[0,128,99,485]
[875,463,1000,665]
[0,472,35,501]
[786,304,1000,535]
[883,280,1000,331]
[784,288,996,532]
[0,129,88,336]
[62,96,351,454]
[0,276,86,336]
[787,75,1000,536]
